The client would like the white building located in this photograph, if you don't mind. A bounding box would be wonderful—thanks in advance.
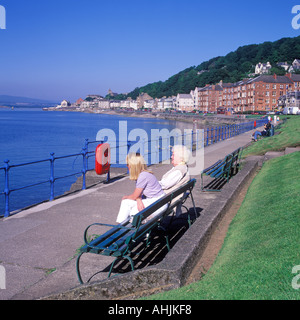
[130,100,138,110]
[56,99,71,108]
[277,62,290,71]
[98,100,110,109]
[80,100,92,108]
[120,100,131,108]
[176,93,194,111]
[157,97,175,110]
[255,62,272,75]
[109,100,121,108]
[144,99,156,109]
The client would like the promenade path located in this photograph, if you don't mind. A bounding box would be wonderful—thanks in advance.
[0,126,260,300]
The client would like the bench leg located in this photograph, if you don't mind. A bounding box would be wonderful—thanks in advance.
[108,255,135,278]
[190,192,198,225]
[76,252,84,284]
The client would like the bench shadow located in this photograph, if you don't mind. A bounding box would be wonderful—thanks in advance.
[88,205,203,279]
[202,167,240,192]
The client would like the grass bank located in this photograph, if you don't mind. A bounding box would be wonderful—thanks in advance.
[242,116,300,157]
[145,150,300,300]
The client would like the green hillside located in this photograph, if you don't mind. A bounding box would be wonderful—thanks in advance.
[124,36,300,100]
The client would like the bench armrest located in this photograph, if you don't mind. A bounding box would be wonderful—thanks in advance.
[83,222,135,250]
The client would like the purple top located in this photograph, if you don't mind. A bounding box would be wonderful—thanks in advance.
[136,171,165,199]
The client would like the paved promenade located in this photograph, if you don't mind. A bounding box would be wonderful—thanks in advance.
[0,127,261,300]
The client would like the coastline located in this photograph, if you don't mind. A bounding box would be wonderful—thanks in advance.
[43,106,252,129]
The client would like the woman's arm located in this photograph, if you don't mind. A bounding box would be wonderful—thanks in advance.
[122,188,145,211]
[122,187,143,201]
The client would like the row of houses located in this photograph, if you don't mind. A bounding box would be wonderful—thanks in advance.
[255,59,300,75]
[58,93,179,111]
[58,73,300,114]
[191,73,300,113]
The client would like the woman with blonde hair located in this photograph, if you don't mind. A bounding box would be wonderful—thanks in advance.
[116,153,166,223]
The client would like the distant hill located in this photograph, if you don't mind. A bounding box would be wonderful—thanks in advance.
[0,95,58,106]
[126,35,300,99]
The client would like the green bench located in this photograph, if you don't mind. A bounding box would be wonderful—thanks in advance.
[76,178,197,284]
[201,148,242,192]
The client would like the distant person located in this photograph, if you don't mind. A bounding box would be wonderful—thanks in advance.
[116,153,166,224]
[251,121,272,142]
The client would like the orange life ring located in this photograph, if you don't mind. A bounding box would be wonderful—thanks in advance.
[95,143,111,175]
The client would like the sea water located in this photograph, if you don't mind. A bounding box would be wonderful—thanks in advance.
[0,108,190,216]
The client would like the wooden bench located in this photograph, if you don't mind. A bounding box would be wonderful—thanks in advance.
[201,148,242,192]
[76,178,197,283]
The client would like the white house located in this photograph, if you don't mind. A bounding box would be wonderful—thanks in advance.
[98,100,110,109]
[144,99,156,109]
[129,100,138,110]
[291,59,300,72]
[176,93,194,111]
[157,97,175,110]
[56,99,71,108]
[255,62,272,75]
[110,100,121,108]
[277,62,290,71]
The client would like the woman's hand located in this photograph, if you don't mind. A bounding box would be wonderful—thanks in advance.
[136,198,145,211]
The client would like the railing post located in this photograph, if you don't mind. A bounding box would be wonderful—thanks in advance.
[49,153,55,201]
[206,128,209,146]
[81,147,87,190]
[84,139,89,171]
[4,159,10,217]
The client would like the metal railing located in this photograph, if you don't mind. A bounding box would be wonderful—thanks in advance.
[0,118,267,218]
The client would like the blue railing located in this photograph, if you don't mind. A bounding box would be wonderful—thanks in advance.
[0,118,268,218]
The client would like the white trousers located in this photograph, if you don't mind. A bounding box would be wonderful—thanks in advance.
[116,194,166,224]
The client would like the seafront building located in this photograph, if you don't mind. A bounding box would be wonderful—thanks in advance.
[191,73,300,113]
[58,70,300,114]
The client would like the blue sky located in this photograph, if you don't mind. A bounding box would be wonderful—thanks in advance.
[0,0,299,102]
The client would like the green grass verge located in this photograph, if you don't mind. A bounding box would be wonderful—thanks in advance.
[145,151,300,300]
[242,116,300,157]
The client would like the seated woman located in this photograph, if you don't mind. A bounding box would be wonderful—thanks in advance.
[116,153,166,224]
[159,145,191,216]
[159,145,191,192]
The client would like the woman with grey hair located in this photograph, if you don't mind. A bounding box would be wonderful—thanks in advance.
[159,144,191,193]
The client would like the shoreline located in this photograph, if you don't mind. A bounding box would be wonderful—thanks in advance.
[43,106,253,129]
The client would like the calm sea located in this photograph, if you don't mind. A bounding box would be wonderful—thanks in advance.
[0,108,191,216]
